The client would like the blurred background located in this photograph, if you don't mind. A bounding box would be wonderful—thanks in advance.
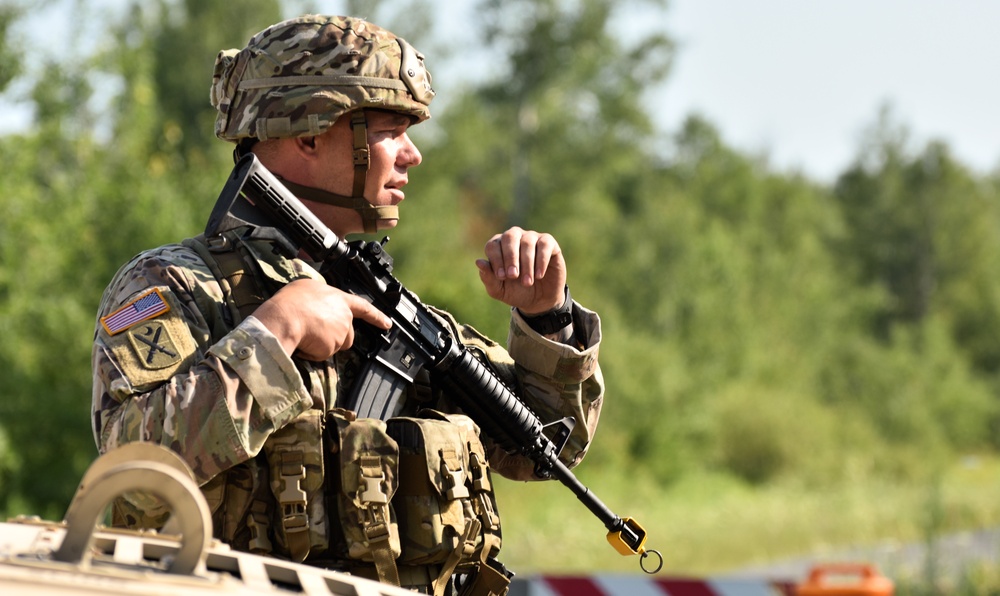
[1,0,999,590]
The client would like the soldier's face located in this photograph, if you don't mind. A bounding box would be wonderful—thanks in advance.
[363,110,422,210]
[310,110,422,235]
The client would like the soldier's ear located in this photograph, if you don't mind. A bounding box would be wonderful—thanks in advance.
[296,136,318,152]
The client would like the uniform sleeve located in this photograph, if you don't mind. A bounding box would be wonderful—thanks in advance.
[91,246,313,485]
[438,300,604,482]
[484,300,604,481]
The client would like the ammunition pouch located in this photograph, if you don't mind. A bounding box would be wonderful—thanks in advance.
[263,409,329,562]
[387,411,506,596]
[325,409,402,585]
[321,409,508,595]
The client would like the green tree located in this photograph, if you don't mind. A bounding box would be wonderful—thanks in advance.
[149,0,282,159]
[604,116,872,484]
[393,0,673,332]
[835,109,1000,375]
[0,0,281,516]
[0,2,23,93]
[0,5,104,511]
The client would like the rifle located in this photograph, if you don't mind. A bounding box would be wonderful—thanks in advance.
[207,154,662,574]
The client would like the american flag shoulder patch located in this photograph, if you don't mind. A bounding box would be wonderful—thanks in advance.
[101,288,172,336]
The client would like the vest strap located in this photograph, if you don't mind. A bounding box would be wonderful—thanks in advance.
[277,451,312,562]
[358,452,401,586]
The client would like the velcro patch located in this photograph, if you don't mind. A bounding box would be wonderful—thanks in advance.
[126,320,183,370]
[101,288,197,386]
[101,288,170,335]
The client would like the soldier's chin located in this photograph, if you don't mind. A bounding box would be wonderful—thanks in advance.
[377,218,400,230]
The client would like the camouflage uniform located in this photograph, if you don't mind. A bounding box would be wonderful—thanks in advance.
[91,14,605,594]
[90,233,603,558]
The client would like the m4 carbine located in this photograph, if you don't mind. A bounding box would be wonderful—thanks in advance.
[207,154,661,573]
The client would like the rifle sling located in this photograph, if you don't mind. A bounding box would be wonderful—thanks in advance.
[184,233,269,325]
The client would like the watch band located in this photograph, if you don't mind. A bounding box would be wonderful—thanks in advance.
[520,285,573,335]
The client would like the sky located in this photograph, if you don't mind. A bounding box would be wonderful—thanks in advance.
[3,0,998,184]
[657,0,1000,181]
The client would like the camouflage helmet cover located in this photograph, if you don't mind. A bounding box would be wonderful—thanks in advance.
[211,15,434,143]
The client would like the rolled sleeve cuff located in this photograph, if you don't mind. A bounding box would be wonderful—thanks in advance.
[208,316,311,425]
[509,302,601,383]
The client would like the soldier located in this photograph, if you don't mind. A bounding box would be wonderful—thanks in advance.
[91,15,604,596]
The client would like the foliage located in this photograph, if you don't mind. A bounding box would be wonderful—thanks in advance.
[835,109,1000,377]
[0,1,23,93]
[1,1,999,577]
[0,0,267,515]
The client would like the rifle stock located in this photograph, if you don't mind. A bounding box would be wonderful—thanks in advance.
[209,154,662,573]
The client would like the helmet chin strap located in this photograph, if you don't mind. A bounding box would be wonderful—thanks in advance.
[275,177,398,235]
[271,110,399,235]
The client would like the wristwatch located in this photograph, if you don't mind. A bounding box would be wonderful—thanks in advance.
[520,286,574,335]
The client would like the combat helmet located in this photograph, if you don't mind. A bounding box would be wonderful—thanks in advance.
[210,15,434,233]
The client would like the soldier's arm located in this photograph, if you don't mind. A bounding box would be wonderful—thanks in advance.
[490,301,604,481]
[91,246,313,485]
[435,303,604,482]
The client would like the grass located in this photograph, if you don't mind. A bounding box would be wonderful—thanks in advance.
[492,453,1000,581]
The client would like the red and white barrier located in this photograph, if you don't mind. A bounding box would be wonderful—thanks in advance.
[512,575,796,596]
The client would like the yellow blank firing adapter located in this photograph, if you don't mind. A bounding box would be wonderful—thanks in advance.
[606,516,663,574]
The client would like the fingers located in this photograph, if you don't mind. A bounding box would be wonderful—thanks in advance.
[336,320,356,353]
[483,227,561,286]
[255,279,390,361]
[518,235,537,285]
[343,293,392,330]
[483,229,517,280]
[529,235,557,282]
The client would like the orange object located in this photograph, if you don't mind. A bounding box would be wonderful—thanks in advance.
[795,563,894,596]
